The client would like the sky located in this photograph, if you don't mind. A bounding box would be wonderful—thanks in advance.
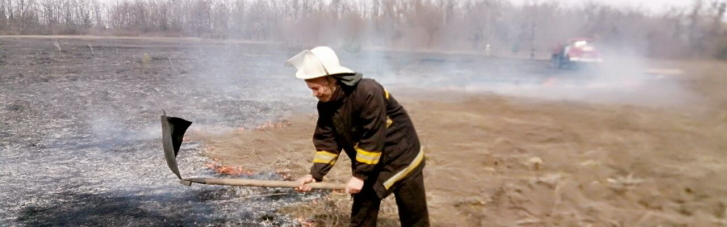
[94,0,704,15]
[509,0,696,13]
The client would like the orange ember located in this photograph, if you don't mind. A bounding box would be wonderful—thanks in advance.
[254,120,291,131]
[206,161,254,176]
[295,217,315,226]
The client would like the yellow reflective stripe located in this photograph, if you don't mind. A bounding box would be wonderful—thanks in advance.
[384,89,390,100]
[355,145,381,165]
[356,152,381,165]
[313,151,338,165]
[384,147,425,190]
[386,116,393,128]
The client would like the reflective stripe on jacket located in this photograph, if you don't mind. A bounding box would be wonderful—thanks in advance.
[310,76,425,198]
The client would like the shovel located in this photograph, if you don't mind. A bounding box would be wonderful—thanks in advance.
[161,113,345,190]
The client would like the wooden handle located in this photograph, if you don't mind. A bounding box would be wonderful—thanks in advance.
[181,178,346,190]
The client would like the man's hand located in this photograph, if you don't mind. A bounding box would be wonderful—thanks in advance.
[295,174,315,192]
[345,176,364,194]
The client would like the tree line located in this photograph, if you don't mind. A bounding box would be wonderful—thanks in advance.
[0,0,725,58]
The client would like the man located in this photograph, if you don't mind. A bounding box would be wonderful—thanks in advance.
[285,46,430,227]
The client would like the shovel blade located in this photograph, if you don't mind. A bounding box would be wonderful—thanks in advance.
[161,114,192,179]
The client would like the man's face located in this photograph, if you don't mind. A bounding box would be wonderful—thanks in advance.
[305,77,335,102]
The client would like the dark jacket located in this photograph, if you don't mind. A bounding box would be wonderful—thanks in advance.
[309,74,425,198]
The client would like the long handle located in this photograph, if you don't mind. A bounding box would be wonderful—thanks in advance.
[181,178,346,190]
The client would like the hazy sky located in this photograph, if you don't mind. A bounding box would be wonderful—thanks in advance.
[510,0,695,13]
[95,0,699,14]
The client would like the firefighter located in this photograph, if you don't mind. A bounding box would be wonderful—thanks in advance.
[285,46,430,227]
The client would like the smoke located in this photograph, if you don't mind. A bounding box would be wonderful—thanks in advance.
[482,47,695,106]
[88,111,162,148]
[333,44,695,107]
[126,0,704,126]
[166,41,315,131]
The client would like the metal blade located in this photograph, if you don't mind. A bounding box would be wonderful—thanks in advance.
[161,114,192,179]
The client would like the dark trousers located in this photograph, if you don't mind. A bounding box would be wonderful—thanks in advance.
[350,171,430,227]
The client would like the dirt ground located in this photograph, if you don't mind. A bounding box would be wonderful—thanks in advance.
[196,61,727,226]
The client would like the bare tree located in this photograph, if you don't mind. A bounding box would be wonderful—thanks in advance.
[0,0,723,58]
[709,0,726,36]
[7,0,14,31]
[15,0,36,33]
[688,0,705,52]
[91,0,104,30]
[0,0,7,31]
[408,0,444,48]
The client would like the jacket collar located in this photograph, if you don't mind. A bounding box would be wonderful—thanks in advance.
[326,73,362,103]
[332,73,362,87]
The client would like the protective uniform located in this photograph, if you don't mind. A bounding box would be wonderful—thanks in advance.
[309,73,430,227]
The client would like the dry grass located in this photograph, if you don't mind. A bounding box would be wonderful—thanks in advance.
[188,117,403,226]
[278,192,401,227]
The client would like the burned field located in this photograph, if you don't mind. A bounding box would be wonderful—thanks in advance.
[1,36,724,226]
[0,37,322,226]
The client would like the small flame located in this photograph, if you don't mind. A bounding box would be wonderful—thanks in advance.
[206,160,253,176]
[254,120,290,131]
[296,217,315,226]
[275,169,295,180]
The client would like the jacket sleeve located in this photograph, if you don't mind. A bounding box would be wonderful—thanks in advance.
[352,84,387,181]
[309,104,342,182]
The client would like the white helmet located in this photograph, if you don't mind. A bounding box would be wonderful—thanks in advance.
[285,46,354,80]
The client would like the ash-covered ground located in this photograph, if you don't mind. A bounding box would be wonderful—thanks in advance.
[0,37,689,226]
[0,38,322,226]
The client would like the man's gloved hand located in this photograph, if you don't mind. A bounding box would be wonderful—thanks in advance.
[345,176,364,194]
[295,174,315,192]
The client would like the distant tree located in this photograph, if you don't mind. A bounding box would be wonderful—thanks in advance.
[709,0,726,36]
[91,0,104,30]
[688,0,705,52]
[0,0,7,31]
[0,0,723,59]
